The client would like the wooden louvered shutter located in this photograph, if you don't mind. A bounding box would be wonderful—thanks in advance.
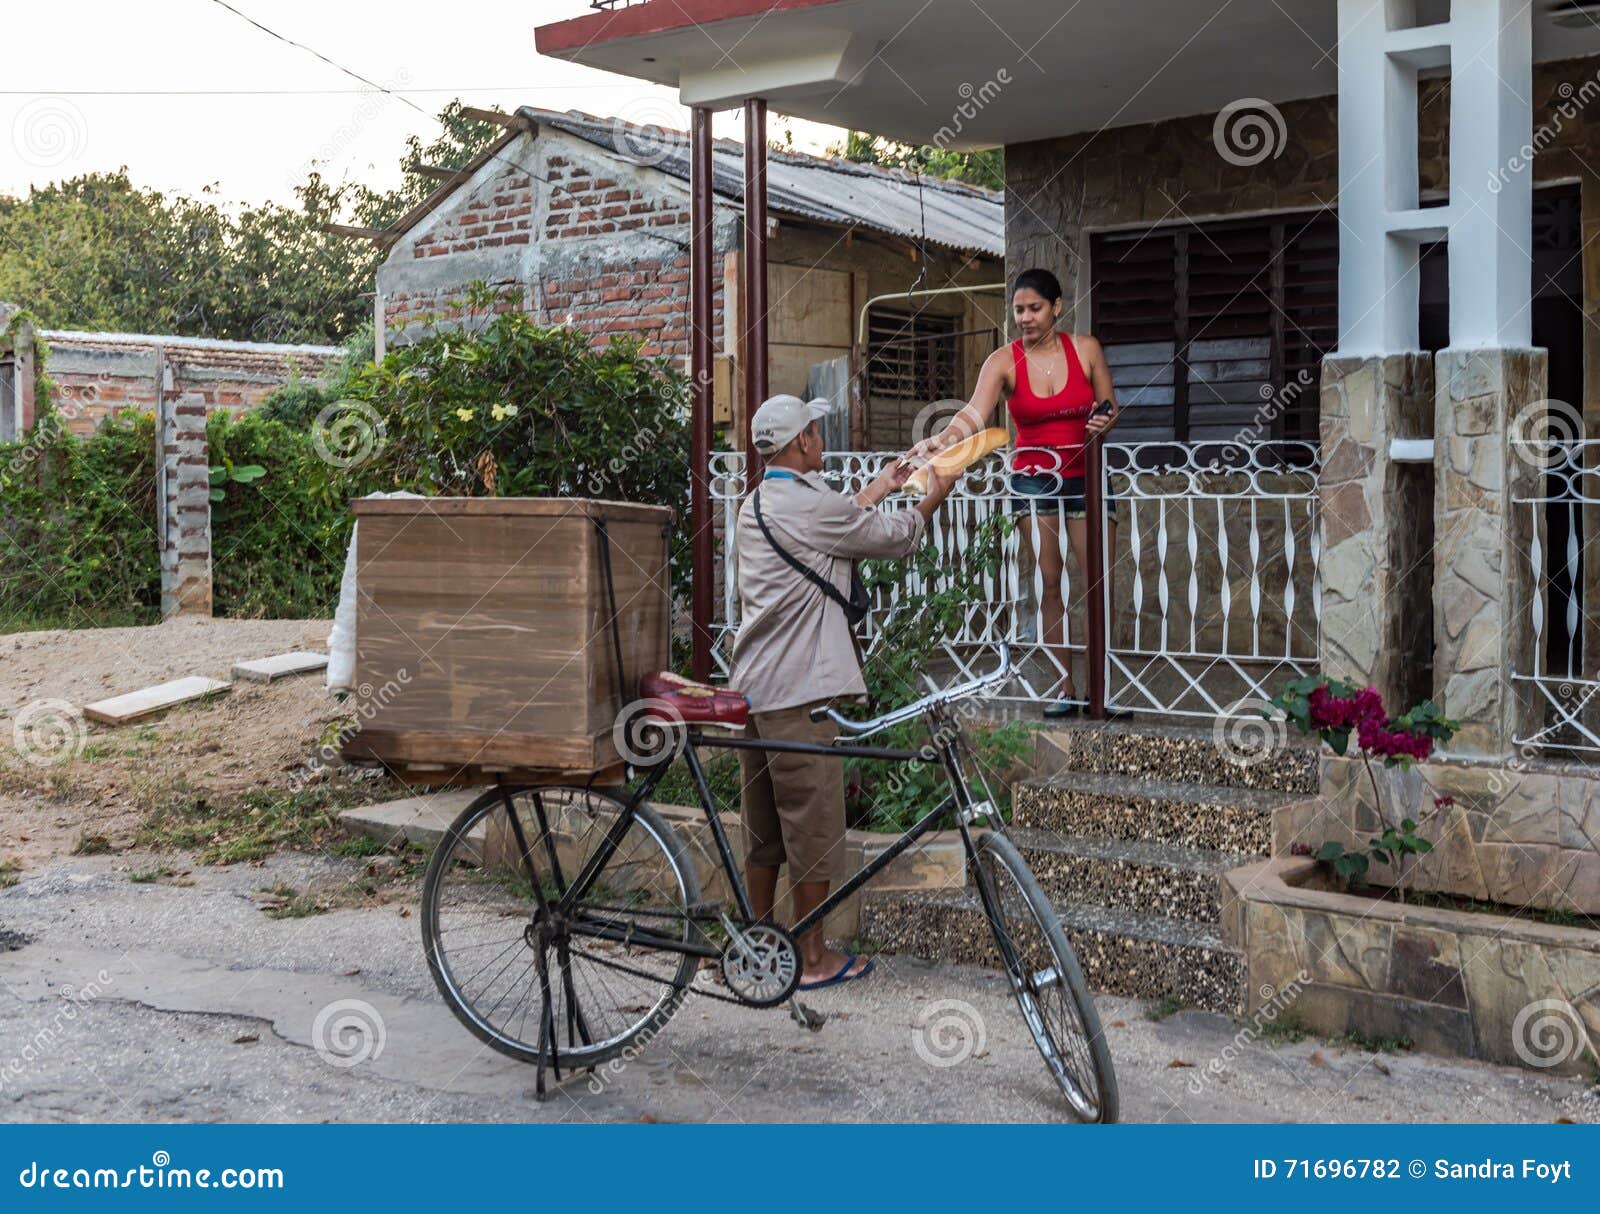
[1090,210,1338,449]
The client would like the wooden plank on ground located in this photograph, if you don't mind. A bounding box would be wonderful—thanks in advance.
[232,652,328,684]
[83,677,230,725]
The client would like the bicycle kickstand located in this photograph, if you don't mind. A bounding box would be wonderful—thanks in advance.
[788,997,827,1032]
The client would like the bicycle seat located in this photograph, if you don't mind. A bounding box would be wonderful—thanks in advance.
[638,671,751,729]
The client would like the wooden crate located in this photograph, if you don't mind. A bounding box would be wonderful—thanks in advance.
[341,497,673,783]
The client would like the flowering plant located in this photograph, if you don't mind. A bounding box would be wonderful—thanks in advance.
[1266,676,1458,891]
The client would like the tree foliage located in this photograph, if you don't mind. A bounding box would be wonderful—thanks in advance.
[830,131,1004,191]
[0,102,505,345]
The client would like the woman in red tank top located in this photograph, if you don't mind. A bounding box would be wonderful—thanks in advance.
[905,268,1121,717]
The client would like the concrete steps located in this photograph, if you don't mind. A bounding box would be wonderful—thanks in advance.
[1033,718,1318,794]
[859,887,1244,1015]
[1010,829,1253,925]
[1014,768,1294,855]
[860,718,1311,1014]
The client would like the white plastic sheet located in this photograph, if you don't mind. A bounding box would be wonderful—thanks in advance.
[325,491,424,693]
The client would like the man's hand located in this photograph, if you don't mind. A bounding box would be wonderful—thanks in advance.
[913,464,959,523]
[855,458,914,508]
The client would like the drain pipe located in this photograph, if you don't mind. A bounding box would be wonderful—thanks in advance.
[855,282,1007,348]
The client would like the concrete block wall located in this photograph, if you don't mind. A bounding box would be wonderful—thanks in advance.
[42,332,343,436]
[158,394,212,619]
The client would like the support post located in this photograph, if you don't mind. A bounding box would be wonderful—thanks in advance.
[689,106,716,681]
[1084,436,1107,719]
[742,98,769,476]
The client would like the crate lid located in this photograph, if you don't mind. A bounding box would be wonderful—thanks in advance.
[350,496,675,525]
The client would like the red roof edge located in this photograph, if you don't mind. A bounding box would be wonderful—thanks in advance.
[536,0,845,56]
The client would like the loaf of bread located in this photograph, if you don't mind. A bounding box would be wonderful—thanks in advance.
[902,427,1010,495]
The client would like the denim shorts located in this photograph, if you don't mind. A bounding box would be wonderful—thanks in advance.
[1007,472,1118,519]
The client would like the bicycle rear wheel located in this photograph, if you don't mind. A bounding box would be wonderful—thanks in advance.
[421,786,702,1069]
[973,831,1119,1122]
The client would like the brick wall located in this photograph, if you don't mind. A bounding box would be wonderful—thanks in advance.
[380,135,720,363]
[42,332,343,435]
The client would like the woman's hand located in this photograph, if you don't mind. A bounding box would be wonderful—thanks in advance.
[1086,403,1118,438]
[905,430,952,465]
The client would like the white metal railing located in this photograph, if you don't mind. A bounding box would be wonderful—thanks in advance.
[1512,438,1598,754]
[711,441,1321,718]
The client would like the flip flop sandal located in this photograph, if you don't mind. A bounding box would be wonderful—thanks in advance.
[798,954,875,991]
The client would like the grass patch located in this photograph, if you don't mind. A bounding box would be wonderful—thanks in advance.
[1334,1029,1414,1054]
[1255,1014,1314,1045]
[331,835,387,858]
[71,833,112,856]
[257,883,325,920]
[0,857,20,888]
[128,867,176,884]
[136,786,369,865]
[1145,994,1187,1022]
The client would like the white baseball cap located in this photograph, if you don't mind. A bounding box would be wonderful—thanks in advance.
[751,394,831,455]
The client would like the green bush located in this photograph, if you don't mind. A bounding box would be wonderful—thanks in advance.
[0,407,161,631]
[207,410,350,619]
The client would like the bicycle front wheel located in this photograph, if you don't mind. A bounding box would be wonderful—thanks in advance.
[973,831,1119,1123]
[421,786,703,1069]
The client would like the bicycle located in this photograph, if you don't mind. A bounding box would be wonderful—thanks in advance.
[419,643,1119,1122]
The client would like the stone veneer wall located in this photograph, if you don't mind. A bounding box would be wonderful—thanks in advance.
[1318,354,1434,712]
[1226,857,1599,1075]
[1433,348,1547,757]
[1278,756,1600,915]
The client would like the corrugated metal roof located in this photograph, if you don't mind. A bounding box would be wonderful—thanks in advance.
[520,107,1004,258]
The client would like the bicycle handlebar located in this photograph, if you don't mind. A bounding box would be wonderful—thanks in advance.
[809,644,1014,738]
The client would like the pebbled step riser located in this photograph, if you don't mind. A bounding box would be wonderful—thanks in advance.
[1017,846,1222,925]
[1013,785,1273,855]
[1034,727,1317,795]
[860,895,1243,1015]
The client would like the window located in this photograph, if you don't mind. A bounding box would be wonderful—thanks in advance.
[1090,211,1337,445]
[865,307,962,402]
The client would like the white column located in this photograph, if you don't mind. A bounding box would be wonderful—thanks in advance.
[1448,0,1533,347]
[1336,0,1533,354]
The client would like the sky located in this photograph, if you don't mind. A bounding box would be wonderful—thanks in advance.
[1,0,846,209]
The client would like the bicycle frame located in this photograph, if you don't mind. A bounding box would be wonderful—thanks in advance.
[556,658,1014,963]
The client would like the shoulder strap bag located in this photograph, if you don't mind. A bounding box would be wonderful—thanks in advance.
[751,485,871,629]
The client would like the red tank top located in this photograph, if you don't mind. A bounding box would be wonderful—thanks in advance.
[1007,332,1095,476]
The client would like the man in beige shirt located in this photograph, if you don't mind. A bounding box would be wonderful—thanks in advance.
[730,394,956,989]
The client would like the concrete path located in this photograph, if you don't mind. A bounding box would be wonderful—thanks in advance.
[0,853,1595,1124]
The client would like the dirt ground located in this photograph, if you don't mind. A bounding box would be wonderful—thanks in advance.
[1,619,1596,1124]
[0,617,399,866]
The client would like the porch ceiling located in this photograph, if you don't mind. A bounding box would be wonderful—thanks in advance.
[537,0,1600,147]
